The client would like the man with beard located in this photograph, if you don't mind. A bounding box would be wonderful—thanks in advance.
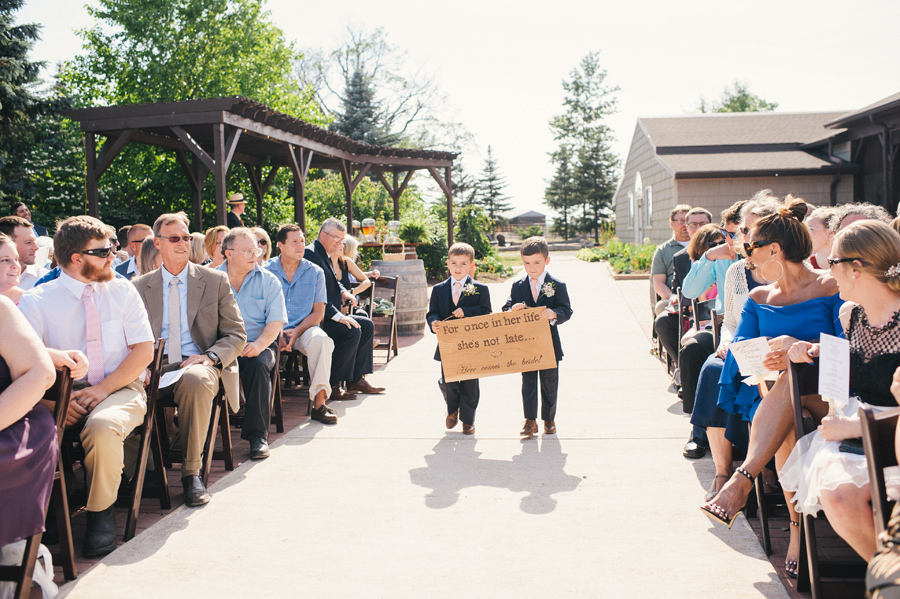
[18,215,154,557]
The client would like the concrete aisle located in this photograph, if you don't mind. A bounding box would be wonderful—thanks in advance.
[58,254,788,599]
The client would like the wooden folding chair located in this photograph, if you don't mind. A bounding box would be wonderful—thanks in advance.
[367,275,399,362]
[0,368,76,595]
[122,339,170,541]
[788,361,867,597]
[861,405,900,536]
[280,332,311,416]
[154,379,233,488]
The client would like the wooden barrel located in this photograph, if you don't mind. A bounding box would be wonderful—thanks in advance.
[371,259,427,336]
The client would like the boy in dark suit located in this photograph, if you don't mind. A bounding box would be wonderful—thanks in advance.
[426,242,492,435]
[502,237,573,438]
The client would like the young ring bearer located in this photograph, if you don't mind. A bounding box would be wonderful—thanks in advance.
[502,236,573,438]
[426,242,492,435]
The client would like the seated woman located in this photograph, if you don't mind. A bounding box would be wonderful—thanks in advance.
[806,206,838,270]
[0,234,24,303]
[778,220,900,561]
[334,236,372,314]
[701,198,842,550]
[251,227,272,266]
[0,295,57,548]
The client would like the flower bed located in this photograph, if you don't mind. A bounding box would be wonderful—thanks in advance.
[576,239,655,274]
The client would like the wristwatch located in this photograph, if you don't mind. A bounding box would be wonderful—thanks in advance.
[206,352,221,366]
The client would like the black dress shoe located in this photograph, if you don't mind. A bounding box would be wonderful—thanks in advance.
[182,475,210,507]
[683,438,708,459]
[249,436,270,460]
[83,505,117,557]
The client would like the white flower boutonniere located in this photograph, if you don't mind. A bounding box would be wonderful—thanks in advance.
[541,282,556,298]
[462,283,478,296]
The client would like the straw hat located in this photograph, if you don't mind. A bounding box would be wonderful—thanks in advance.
[227,193,246,205]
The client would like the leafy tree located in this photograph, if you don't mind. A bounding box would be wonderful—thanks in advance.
[0,0,46,203]
[454,204,493,259]
[330,69,395,145]
[544,145,577,239]
[475,146,512,222]
[698,81,778,113]
[546,52,620,242]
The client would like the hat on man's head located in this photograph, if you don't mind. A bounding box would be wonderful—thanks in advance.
[227,193,246,205]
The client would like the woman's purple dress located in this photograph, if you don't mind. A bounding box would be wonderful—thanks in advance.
[0,356,58,545]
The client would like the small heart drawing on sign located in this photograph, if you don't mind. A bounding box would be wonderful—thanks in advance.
[490,350,502,359]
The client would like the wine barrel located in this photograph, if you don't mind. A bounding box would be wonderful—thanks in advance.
[371,259,427,336]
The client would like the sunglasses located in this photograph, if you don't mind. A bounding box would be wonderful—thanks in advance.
[743,240,773,257]
[80,246,116,259]
[720,228,738,240]
[158,235,193,244]
[708,239,726,249]
[827,257,863,268]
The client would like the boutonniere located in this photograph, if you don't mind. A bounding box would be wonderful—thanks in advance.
[461,282,478,296]
[540,282,556,298]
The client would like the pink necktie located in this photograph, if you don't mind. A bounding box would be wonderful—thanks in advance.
[531,278,539,302]
[82,284,105,386]
[452,281,461,305]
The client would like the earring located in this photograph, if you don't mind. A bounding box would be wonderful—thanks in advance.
[759,258,784,283]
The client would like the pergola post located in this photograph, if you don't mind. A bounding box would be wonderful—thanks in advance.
[84,133,100,217]
[211,124,242,226]
[176,150,209,231]
[376,169,414,221]
[245,164,280,226]
[285,144,313,233]
[338,159,372,230]
[428,166,454,246]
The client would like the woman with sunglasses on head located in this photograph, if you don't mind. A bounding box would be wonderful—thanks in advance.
[777,221,900,561]
[701,197,843,570]
[251,227,272,265]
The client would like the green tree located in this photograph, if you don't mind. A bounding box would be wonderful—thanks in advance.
[544,145,577,240]
[0,0,46,203]
[547,52,620,242]
[331,69,395,145]
[455,205,493,259]
[698,81,778,113]
[475,146,512,222]
[451,160,477,206]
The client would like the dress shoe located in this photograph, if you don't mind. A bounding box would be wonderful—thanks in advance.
[543,420,556,435]
[330,386,358,401]
[446,411,459,429]
[83,505,117,557]
[347,377,385,394]
[182,475,211,507]
[520,419,538,438]
[249,436,270,460]
[462,424,475,435]
[683,438,708,459]
[311,404,338,425]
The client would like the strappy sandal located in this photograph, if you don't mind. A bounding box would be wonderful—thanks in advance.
[705,474,730,502]
[700,467,754,529]
[785,520,799,579]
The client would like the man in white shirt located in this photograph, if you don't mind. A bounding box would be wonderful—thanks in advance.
[19,215,154,557]
[0,215,48,289]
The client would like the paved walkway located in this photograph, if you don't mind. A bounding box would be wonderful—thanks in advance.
[58,254,788,599]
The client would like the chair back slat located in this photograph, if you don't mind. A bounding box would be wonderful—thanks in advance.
[860,405,900,536]
[48,367,73,445]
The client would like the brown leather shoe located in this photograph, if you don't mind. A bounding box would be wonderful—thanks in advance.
[543,420,556,435]
[330,386,358,401]
[446,411,459,429]
[520,419,538,438]
[347,377,385,394]
[462,424,475,435]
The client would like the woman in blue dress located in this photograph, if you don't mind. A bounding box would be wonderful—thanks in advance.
[701,198,842,576]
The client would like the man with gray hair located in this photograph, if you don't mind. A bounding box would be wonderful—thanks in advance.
[836,202,893,230]
[304,217,384,397]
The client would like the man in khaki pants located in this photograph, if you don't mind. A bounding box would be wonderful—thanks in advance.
[133,212,245,508]
[19,215,154,557]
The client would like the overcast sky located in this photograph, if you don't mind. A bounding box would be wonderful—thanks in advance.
[18,0,900,217]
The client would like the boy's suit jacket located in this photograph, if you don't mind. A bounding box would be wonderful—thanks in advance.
[501,272,572,362]
[426,276,492,361]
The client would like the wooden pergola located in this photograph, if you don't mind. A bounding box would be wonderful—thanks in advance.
[66,96,458,243]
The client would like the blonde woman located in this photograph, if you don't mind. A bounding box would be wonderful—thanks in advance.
[252,227,272,264]
[334,235,371,309]
[138,236,161,274]
[0,234,24,303]
[204,225,229,268]
[807,206,838,269]
[189,232,209,265]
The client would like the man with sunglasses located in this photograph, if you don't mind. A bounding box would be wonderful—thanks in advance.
[133,212,246,507]
[217,228,286,459]
[18,215,154,556]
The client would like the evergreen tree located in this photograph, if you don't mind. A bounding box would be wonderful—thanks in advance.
[544,145,577,240]
[0,0,45,203]
[475,146,512,222]
[331,69,395,145]
[450,160,477,206]
[574,136,619,242]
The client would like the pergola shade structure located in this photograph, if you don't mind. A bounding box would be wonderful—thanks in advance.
[66,96,458,243]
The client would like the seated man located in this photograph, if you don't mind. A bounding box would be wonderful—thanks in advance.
[218,228,286,459]
[265,224,337,425]
[133,212,245,507]
[304,218,384,398]
[115,223,153,281]
[18,215,154,557]
[0,215,48,289]
[9,201,48,236]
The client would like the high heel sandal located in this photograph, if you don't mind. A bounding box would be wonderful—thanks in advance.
[785,520,799,579]
[705,474,730,503]
[700,467,754,528]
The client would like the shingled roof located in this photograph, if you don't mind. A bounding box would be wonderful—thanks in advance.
[824,91,900,129]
